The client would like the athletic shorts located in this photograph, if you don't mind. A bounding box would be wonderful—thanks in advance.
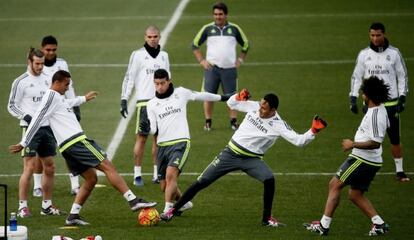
[335,155,381,192]
[203,66,237,95]
[157,139,191,180]
[21,126,56,158]
[385,104,400,145]
[197,147,274,185]
[60,134,107,176]
[135,100,150,135]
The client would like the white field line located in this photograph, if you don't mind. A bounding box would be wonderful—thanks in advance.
[1,58,413,69]
[104,0,190,163]
[0,172,412,178]
[0,12,413,22]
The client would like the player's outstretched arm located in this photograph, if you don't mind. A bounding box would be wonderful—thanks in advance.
[85,91,98,101]
[9,144,23,153]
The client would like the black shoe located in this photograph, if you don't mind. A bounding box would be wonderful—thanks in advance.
[396,172,410,182]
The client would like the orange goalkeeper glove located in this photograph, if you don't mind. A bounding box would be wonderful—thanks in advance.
[235,88,251,101]
[311,115,327,133]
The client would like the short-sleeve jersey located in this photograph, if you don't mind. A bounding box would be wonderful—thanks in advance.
[351,105,389,163]
[43,58,77,99]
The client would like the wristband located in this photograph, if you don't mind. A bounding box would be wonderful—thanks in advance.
[238,57,244,63]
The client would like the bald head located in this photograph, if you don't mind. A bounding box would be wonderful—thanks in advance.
[144,25,161,48]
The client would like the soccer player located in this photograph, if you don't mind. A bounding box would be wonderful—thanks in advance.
[9,70,157,226]
[160,89,327,227]
[192,2,249,131]
[7,48,64,217]
[349,22,409,182]
[145,69,229,216]
[305,76,390,236]
[120,25,170,186]
[29,35,81,196]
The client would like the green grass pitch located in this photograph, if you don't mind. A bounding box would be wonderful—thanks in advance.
[0,0,413,239]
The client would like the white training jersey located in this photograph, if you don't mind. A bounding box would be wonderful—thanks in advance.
[350,46,408,99]
[121,47,170,101]
[43,58,77,99]
[20,89,86,147]
[351,105,389,163]
[7,71,50,127]
[147,87,221,144]
[227,95,315,155]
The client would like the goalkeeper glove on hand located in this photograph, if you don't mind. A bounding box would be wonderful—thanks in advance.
[73,106,81,122]
[23,114,32,125]
[311,115,327,134]
[397,95,406,113]
[350,96,358,114]
[235,88,251,101]
[139,119,150,133]
[120,99,128,118]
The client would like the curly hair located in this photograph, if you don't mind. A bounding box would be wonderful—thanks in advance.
[360,76,390,105]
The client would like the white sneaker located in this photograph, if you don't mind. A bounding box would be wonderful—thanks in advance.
[71,187,80,196]
[33,188,42,197]
[41,205,67,216]
[17,207,32,218]
[174,201,193,216]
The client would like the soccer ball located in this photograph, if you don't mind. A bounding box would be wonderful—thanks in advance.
[138,207,160,226]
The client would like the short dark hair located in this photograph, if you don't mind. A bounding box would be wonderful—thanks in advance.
[360,76,390,105]
[369,22,385,33]
[154,69,170,80]
[213,2,228,15]
[52,70,71,83]
[263,93,279,109]
[27,47,44,62]
[41,35,58,46]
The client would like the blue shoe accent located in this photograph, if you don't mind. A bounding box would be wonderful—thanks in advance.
[133,176,144,186]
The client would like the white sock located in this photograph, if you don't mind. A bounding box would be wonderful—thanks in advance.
[19,200,27,210]
[371,215,385,225]
[42,200,52,209]
[33,173,42,189]
[394,158,404,172]
[153,165,158,179]
[163,202,174,212]
[69,173,80,189]
[123,190,137,202]
[134,166,142,178]
[320,215,332,229]
[70,203,82,215]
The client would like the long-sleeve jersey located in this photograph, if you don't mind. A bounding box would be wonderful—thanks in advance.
[20,89,86,147]
[147,87,221,144]
[227,95,315,156]
[351,105,389,163]
[121,47,170,101]
[7,71,50,127]
[192,21,249,69]
[350,45,408,99]
[43,58,77,99]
